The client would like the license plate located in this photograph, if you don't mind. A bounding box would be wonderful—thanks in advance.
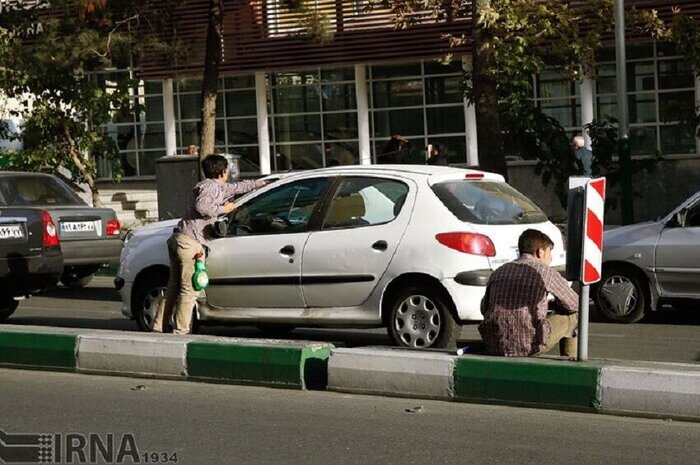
[61,221,95,232]
[0,224,24,239]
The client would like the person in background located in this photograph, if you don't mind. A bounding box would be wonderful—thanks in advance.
[571,135,593,176]
[187,145,198,156]
[426,142,449,166]
[377,135,413,164]
[152,154,267,334]
[479,229,579,358]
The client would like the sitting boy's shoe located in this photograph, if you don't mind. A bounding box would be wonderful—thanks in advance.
[559,337,577,358]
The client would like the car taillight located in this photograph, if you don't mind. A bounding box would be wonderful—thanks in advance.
[106,219,121,236]
[42,211,59,247]
[435,232,496,257]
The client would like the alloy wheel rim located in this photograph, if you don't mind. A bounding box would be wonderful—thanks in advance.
[394,294,441,348]
[142,286,166,330]
[600,275,637,317]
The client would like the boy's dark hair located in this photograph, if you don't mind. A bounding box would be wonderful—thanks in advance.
[518,229,554,256]
[201,154,228,179]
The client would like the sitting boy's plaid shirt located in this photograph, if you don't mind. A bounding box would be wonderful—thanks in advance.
[478,253,579,357]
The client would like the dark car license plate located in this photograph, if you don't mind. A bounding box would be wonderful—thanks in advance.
[0,224,24,239]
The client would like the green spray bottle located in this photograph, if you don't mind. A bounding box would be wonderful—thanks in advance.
[192,252,209,291]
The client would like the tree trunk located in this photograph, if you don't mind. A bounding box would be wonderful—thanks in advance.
[472,0,507,179]
[64,127,103,207]
[198,0,224,176]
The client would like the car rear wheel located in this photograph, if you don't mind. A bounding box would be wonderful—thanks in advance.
[0,296,19,321]
[132,272,198,333]
[593,266,647,323]
[387,286,461,349]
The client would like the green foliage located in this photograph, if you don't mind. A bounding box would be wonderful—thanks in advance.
[0,0,183,192]
[585,118,660,212]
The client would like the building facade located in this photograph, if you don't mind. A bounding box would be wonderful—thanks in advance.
[4,0,700,221]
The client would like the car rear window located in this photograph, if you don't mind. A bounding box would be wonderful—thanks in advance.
[431,180,548,225]
[0,175,85,206]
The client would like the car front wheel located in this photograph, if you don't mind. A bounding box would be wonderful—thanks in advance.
[593,265,647,323]
[132,272,198,333]
[387,286,461,349]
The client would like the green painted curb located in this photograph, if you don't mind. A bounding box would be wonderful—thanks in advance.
[454,357,601,410]
[186,342,332,389]
[0,331,77,369]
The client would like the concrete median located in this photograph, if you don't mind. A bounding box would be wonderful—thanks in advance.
[328,347,455,399]
[599,362,700,421]
[0,325,332,390]
[0,325,697,422]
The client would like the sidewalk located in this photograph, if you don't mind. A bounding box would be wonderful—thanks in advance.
[0,324,697,422]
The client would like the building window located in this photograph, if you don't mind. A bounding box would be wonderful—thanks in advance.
[534,68,581,141]
[369,59,467,165]
[175,76,260,174]
[98,69,166,178]
[595,41,697,156]
[268,67,359,171]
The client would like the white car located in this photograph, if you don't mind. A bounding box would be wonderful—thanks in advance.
[115,165,566,348]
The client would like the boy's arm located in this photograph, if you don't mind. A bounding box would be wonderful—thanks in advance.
[546,270,579,314]
[222,179,263,198]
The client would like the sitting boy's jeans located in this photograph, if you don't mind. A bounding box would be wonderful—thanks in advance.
[538,313,579,357]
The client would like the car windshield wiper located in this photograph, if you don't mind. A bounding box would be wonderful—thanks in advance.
[518,209,543,219]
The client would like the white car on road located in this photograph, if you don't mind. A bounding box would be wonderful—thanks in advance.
[115,165,566,348]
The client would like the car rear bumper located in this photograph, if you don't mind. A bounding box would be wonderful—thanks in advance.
[441,277,487,322]
[0,254,63,296]
[61,237,123,266]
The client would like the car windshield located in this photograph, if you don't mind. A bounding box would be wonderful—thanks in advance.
[0,175,85,206]
[432,180,548,225]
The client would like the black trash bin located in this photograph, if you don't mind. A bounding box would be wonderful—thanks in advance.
[155,155,199,221]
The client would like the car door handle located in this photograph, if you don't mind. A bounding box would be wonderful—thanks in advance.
[279,245,295,256]
[372,240,388,251]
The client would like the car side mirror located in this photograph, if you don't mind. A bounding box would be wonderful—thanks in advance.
[213,218,228,237]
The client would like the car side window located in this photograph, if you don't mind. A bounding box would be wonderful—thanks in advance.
[685,202,700,228]
[228,178,328,236]
[322,177,409,230]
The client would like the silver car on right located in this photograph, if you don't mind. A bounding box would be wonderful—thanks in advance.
[593,190,700,323]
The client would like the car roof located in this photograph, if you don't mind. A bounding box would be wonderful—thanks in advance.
[275,164,505,182]
[0,171,56,178]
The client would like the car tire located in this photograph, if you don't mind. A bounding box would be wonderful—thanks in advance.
[592,265,647,324]
[132,272,199,333]
[60,265,99,288]
[60,273,95,288]
[387,285,461,349]
[0,297,19,321]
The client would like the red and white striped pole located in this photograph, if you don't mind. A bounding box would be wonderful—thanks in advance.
[579,177,606,361]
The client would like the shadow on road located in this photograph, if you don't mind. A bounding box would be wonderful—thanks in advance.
[6,317,134,331]
[40,284,121,303]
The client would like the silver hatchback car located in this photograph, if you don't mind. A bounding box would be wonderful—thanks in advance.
[592,190,700,323]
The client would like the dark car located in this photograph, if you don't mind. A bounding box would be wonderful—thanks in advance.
[0,172,123,287]
[0,207,63,320]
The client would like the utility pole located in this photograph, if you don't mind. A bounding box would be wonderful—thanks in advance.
[615,0,634,224]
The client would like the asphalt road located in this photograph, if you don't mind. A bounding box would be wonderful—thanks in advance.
[1,369,698,465]
[10,277,700,364]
